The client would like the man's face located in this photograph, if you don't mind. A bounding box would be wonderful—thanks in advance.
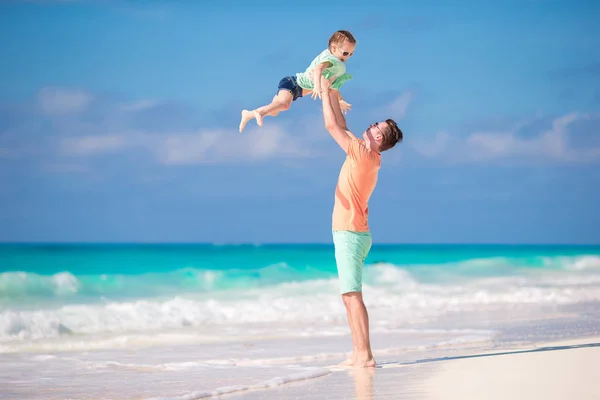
[363,121,387,150]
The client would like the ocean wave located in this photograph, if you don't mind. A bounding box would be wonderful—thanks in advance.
[0,271,80,298]
[562,255,600,271]
[2,255,599,302]
[2,260,600,343]
[0,263,331,303]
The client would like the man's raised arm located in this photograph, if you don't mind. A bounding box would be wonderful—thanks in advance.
[321,78,353,152]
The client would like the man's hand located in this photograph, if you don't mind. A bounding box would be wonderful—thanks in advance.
[320,75,352,152]
[320,74,334,92]
[339,98,352,115]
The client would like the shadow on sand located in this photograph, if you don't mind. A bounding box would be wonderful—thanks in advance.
[345,342,600,399]
[376,341,600,368]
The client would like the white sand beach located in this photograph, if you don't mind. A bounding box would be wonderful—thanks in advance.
[422,339,600,400]
[3,327,599,399]
[235,336,600,400]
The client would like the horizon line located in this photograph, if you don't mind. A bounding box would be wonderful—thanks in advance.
[1,241,599,246]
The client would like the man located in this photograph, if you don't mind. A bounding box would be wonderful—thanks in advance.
[319,77,403,368]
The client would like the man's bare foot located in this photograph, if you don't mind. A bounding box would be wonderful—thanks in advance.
[239,110,263,133]
[353,358,376,368]
[339,357,355,366]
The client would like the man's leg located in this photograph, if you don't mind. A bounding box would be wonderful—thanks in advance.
[339,301,358,366]
[342,292,375,367]
[333,230,374,368]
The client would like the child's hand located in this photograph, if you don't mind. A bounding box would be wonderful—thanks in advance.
[311,85,322,100]
[339,98,352,114]
[308,70,321,99]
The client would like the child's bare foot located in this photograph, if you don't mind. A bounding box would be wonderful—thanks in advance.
[239,110,252,133]
[253,110,263,127]
[239,110,263,133]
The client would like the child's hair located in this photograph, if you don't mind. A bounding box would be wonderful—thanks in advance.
[328,30,356,49]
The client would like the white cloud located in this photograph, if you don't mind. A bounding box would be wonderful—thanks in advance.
[387,91,414,120]
[159,131,222,165]
[59,125,313,165]
[412,112,600,164]
[411,131,451,158]
[119,100,159,112]
[4,86,412,170]
[61,134,130,156]
[370,91,414,122]
[38,87,92,115]
[158,125,312,164]
[465,112,582,161]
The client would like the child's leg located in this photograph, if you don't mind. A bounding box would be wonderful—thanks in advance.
[239,90,293,133]
[239,76,303,133]
[255,90,294,118]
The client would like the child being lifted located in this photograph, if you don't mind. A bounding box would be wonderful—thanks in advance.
[239,30,356,133]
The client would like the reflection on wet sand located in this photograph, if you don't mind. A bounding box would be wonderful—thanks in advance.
[349,367,375,400]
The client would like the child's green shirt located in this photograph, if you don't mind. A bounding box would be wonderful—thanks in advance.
[296,49,352,91]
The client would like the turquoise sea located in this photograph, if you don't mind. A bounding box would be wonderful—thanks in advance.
[2,243,600,399]
[2,243,600,305]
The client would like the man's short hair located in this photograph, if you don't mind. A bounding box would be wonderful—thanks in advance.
[379,119,403,152]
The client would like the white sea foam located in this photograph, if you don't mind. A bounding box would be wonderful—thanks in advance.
[2,261,600,345]
[1,325,500,399]
[0,271,81,297]
[51,272,80,295]
[562,255,600,271]
[143,368,331,400]
[6,331,498,397]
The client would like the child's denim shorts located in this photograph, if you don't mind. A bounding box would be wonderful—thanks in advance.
[277,76,304,101]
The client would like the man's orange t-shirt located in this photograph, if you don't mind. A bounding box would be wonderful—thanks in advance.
[332,138,381,232]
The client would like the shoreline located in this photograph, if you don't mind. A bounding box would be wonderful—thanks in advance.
[233,334,600,400]
[3,332,598,399]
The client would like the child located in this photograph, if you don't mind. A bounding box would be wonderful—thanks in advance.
[239,30,356,133]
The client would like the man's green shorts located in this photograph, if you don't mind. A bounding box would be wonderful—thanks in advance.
[332,230,372,294]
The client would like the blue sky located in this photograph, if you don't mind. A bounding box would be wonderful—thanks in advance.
[0,0,599,244]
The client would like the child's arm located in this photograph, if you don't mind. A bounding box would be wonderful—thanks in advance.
[310,62,332,100]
